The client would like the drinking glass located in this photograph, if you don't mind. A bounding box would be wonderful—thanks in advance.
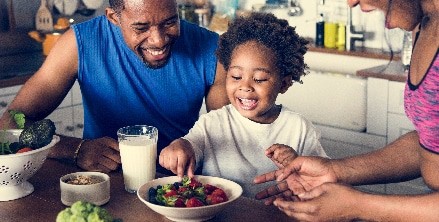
[117,125,158,193]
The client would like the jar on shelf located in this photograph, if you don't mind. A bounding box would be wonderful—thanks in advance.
[401,31,413,69]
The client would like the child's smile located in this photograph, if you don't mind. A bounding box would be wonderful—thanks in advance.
[237,97,258,110]
[226,40,291,124]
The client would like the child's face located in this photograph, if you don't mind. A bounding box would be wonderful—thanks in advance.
[226,41,291,124]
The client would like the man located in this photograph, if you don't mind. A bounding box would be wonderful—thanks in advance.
[0,0,228,173]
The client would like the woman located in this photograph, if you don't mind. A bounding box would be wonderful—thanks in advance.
[253,0,439,221]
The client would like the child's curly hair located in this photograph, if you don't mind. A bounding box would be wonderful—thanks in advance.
[216,12,309,82]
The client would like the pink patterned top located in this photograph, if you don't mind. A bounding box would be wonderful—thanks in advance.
[404,49,439,153]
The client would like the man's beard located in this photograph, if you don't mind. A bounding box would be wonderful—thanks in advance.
[141,50,171,69]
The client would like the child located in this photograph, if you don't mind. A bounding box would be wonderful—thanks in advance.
[159,12,327,198]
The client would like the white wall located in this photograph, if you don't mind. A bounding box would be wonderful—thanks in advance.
[305,51,389,75]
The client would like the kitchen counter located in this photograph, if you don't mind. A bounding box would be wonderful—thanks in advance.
[0,159,292,222]
[307,42,401,61]
[356,60,407,82]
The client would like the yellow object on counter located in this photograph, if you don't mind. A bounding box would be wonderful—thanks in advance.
[336,23,346,51]
[324,22,337,49]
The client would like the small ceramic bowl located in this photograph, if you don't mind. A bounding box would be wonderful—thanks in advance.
[60,172,110,206]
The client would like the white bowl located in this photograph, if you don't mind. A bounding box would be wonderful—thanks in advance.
[137,175,243,222]
[0,129,59,201]
[60,171,110,206]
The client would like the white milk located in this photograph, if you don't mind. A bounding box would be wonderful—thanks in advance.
[119,137,157,193]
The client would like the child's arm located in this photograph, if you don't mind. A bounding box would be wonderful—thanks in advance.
[265,144,298,168]
[159,138,196,178]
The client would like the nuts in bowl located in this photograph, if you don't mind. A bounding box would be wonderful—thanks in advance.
[60,172,110,206]
[137,175,243,222]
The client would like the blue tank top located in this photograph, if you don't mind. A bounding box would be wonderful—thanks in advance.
[72,16,219,150]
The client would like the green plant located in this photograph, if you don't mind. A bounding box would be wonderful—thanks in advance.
[0,110,25,155]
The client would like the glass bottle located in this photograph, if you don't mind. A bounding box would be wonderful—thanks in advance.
[324,17,337,49]
[401,31,413,70]
[336,21,346,51]
[315,13,325,47]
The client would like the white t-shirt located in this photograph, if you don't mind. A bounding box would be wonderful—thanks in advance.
[183,104,327,197]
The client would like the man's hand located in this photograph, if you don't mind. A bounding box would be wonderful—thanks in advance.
[159,138,196,179]
[76,137,121,173]
[254,156,337,204]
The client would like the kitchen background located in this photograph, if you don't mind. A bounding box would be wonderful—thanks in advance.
[0,0,426,194]
[0,0,405,54]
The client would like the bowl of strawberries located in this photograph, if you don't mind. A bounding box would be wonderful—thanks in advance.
[137,175,242,222]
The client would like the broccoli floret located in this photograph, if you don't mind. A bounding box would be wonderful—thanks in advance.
[182,176,191,186]
[56,201,113,222]
[56,208,74,222]
[8,110,25,129]
[19,119,56,149]
[194,186,205,197]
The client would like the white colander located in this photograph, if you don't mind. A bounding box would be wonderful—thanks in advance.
[0,129,59,201]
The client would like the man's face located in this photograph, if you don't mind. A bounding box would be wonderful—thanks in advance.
[109,0,180,68]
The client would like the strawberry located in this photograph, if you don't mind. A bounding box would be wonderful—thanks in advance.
[186,197,205,207]
[206,194,226,205]
[189,178,202,189]
[206,188,228,205]
[16,147,33,153]
[211,188,228,200]
[174,198,186,207]
[203,184,218,195]
[178,186,189,193]
[164,190,178,198]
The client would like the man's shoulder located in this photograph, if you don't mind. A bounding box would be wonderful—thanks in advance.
[180,20,218,41]
[73,15,109,30]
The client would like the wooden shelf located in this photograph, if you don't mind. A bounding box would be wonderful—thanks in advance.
[306,38,401,61]
[356,60,407,82]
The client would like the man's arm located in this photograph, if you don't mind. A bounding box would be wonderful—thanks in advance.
[204,62,229,112]
[0,29,79,159]
[0,29,79,125]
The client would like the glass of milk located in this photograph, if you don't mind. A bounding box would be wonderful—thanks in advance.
[117,125,158,193]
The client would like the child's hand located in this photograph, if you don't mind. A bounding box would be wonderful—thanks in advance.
[159,138,196,178]
[265,144,298,168]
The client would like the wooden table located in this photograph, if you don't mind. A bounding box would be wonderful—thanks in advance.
[0,159,292,222]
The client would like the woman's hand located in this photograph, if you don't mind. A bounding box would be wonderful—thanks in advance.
[273,182,363,222]
[254,156,337,204]
[159,138,196,178]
